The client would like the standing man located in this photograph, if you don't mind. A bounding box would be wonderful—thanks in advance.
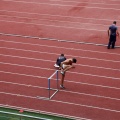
[108,21,119,49]
[60,58,77,89]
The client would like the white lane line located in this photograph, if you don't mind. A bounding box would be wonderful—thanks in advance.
[0,50,120,71]
[0,9,116,22]
[0,50,120,72]
[0,64,120,90]
[1,14,117,28]
[1,61,120,81]
[0,66,120,80]
[2,0,120,10]
[0,104,89,120]
[0,39,120,56]
[2,0,119,6]
[61,90,120,101]
[0,92,120,113]
[50,0,120,6]
[0,46,120,63]
[0,19,107,31]
[0,60,120,89]
[0,78,120,92]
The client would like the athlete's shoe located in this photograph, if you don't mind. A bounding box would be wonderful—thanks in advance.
[61,71,65,75]
[54,64,59,68]
[60,85,65,89]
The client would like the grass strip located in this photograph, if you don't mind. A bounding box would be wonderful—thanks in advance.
[0,107,73,120]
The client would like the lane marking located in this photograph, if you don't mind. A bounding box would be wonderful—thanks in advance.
[1,14,118,28]
[1,61,120,81]
[0,68,120,80]
[0,47,120,63]
[0,80,120,95]
[0,9,116,22]
[0,39,120,56]
[0,104,88,120]
[0,51,120,71]
[0,92,120,113]
[2,0,120,10]
[0,19,107,31]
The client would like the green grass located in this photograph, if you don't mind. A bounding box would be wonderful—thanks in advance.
[0,107,73,120]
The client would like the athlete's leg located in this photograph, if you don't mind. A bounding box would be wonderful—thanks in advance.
[61,64,72,72]
[112,36,116,48]
[60,74,65,89]
[60,64,73,89]
[108,36,112,49]
[63,65,73,72]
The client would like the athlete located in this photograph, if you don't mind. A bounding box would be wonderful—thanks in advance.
[60,58,77,89]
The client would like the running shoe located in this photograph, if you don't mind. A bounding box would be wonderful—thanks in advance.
[54,64,59,68]
[61,71,65,75]
[60,85,65,89]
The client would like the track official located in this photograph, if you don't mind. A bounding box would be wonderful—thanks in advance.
[107,21,119,49]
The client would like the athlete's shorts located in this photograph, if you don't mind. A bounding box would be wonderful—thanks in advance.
[62,64,65,69]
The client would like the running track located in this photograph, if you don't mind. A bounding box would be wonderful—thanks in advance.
[0,0,120,120]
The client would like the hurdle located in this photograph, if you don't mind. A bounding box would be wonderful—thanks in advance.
[37,70,59,100]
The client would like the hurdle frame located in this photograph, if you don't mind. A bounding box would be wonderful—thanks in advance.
[37,70,59,100]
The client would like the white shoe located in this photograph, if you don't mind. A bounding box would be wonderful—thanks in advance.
[60,85,65,89]
[61,71,65,75]
[54,64,59,68]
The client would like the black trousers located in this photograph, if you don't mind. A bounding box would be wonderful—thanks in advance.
[108,35,116,48]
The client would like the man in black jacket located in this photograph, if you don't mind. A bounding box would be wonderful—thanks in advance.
[54,54,66,68]
[108,21,119,49]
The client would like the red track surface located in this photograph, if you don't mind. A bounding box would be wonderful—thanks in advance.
[0,0,120,119]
